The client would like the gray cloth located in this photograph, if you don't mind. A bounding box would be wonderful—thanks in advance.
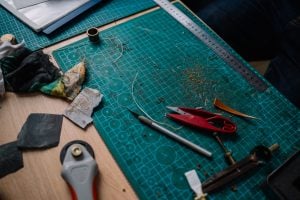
[0,40,24,60]
[0,141,23,179]
[0,67,4,96]
[17,113,63,149]
[0,40,24,96]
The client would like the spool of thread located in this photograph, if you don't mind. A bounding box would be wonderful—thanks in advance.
[86,27,100,43]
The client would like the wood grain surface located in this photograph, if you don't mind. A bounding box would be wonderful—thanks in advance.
[0,92,138,200]
[0,3,175,199]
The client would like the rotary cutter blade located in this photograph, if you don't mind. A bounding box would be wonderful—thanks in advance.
[60,140,98,200]
[60,140,95,164]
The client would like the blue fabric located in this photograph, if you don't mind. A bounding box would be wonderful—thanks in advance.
[193,0,300,108]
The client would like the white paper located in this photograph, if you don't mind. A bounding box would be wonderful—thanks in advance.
[19,0,90,28]
[12,0,49,9]
[185,170,204,197]
[1,0,90,30]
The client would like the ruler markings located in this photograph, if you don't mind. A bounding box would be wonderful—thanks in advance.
[153,0,268,91]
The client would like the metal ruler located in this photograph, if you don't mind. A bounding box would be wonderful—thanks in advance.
[153,0,268,91]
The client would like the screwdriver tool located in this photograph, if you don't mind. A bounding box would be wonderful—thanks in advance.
[213,132,236,165]
[60,140,99,200]
[202,144,279,193]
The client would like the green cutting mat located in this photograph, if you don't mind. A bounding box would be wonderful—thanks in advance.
[0,0,155,50]
[53,2,300,200]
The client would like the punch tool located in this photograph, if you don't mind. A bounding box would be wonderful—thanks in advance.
[202,144,279,193]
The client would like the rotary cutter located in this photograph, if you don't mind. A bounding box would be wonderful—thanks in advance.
[60,140,99,200]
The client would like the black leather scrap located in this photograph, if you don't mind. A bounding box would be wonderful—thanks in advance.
[0,47,61,92]
[17,113,63,149]
[0,141,23,179]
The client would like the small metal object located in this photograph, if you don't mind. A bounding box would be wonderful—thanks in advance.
[269,143,279,152]
[71,145,83,157]
[87,27,100,43]
[60,140,95,163]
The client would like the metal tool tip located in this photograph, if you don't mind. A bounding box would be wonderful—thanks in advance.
[269,143,280,152]
[166,106,176,110]
[127,108,140,118]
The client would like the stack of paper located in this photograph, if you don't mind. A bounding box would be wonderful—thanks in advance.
[1,0,102,34]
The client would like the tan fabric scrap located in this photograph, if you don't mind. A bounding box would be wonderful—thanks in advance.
[214,98,257,119]
[64,87,103,128]
[63,61,86,100]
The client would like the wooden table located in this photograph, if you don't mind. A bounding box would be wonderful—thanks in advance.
[0,91,138,199]
[0,6,160,199]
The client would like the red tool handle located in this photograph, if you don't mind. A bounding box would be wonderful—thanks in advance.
[167,107,237,134]
[68,177,98,200]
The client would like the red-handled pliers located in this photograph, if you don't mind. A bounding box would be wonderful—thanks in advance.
[166,106,237,134]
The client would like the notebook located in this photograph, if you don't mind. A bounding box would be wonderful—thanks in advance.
[1,0,101,33]
[12,0,49,9]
